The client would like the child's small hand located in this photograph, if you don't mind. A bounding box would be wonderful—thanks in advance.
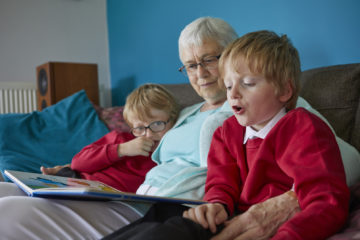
[40,164,71,175]
[118,136,154,157]
[183,203,228,234]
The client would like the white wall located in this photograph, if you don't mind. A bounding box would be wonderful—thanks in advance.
[0,0,111,107]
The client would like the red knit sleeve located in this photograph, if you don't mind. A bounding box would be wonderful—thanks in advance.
[205,118,245,215]
[272,109,349,240]
[71,131,133,173]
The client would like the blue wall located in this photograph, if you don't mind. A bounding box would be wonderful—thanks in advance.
[107,0,360,105]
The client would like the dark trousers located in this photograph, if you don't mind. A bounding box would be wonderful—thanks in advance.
[102,202,215,240]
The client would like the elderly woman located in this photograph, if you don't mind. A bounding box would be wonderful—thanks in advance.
[0,17,358,240]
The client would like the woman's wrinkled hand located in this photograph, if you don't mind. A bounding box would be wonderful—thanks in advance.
[211,191,300,240]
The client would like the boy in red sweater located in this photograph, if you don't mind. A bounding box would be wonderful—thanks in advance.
[182,31,350,239]
[41,83,179,193]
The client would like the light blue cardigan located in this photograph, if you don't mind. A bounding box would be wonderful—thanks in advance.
[151,101,233,199]
[152,97,360,200]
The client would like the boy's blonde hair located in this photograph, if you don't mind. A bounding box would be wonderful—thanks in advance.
[123,83,179,127]
[219,30,301,110]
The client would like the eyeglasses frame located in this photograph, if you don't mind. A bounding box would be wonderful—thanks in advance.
[178,55,221,77]
[131,119,170,137]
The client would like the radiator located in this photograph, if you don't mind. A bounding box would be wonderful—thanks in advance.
[0,83,37,114]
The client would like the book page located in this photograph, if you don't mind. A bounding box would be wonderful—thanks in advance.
[5,170,120,193]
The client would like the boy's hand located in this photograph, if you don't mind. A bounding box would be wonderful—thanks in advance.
[118,136,154,157]
[40,164,71,175]
[183,203,228,234]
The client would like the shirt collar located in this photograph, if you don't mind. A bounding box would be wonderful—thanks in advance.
[243,108,286,144]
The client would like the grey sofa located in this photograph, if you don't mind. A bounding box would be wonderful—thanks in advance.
[299,63,360,152]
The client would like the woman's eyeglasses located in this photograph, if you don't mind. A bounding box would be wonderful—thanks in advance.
[178,55,221,77]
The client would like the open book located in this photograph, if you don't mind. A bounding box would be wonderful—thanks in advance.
[4,170,206,205]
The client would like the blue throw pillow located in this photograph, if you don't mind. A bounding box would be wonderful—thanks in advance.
[0,90,109,181]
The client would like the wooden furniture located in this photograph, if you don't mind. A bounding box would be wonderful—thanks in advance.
[36,62,99,110]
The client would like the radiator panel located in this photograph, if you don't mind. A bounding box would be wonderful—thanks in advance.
[0,88,37,114]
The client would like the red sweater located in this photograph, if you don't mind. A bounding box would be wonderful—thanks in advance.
[205,108,349,240]
[71,131,156,193]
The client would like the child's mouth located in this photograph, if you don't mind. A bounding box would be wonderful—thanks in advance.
[232,106,243,114]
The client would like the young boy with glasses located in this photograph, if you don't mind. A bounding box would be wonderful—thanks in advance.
[41,83,179,193]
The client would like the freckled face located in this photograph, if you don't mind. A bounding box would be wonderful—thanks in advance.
[223,57,289,131]
[180,40,226,106]
[128,108,174,151]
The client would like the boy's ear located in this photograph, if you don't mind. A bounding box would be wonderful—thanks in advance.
[278,80,293,103]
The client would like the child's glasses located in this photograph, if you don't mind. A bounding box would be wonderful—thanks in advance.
[131,120,169,137]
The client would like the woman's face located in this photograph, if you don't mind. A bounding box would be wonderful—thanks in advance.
[180,40,226,106]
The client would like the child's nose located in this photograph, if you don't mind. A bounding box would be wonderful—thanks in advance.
[145,129,155,138]
[229,86,241,99]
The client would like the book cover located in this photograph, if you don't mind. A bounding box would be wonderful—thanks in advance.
[4,170,206,205]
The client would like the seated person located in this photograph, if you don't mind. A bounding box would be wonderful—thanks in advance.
[104,30,350,240]
[41,83,179,193]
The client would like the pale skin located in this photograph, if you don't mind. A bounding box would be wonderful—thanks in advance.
[41,108,173,175]
[179,40,227,111]
[183,55,299,239]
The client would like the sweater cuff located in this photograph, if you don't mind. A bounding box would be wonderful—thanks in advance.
[207,197,234,215]
[108,144,121,163]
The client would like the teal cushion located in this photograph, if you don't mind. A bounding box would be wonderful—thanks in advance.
[0,90,109,181]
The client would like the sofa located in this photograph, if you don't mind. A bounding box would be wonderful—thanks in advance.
[0,63,359,239]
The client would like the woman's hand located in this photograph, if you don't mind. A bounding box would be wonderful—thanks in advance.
[211,191,300,240]
[183,203,228,234]
[40,164,71,175]
[118,136,154,157]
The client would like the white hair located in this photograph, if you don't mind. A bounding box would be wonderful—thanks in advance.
[178,17,238,55]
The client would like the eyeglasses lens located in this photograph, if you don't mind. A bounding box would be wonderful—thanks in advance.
[131,121,166,136]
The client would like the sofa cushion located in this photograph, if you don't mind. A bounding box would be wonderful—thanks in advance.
[0,90,109,181]
[162,83,203,109]
[93,105,130,132]
[299,63,360,150]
